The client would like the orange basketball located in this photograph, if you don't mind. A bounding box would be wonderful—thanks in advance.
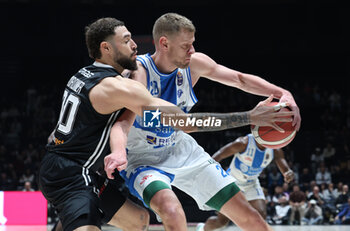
[251,102,296,149]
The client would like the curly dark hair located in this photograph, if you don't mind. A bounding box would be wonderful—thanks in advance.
[85,17,124,59]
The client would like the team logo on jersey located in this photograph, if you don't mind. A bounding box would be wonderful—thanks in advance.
[143,109,161,128]
[146,135,157,144]
[176,72,183,86]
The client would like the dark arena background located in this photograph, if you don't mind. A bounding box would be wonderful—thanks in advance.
[0,0,349,230]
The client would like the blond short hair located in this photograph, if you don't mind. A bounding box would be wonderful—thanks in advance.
[152,13,196,43]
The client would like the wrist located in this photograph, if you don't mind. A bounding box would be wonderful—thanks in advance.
[110,149,127,156]
[279,89,291,99]
[283,169,293,176]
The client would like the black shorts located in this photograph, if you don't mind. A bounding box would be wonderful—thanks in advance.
[38,152,126,231]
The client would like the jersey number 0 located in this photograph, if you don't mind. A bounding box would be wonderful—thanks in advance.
[57,89,81,135]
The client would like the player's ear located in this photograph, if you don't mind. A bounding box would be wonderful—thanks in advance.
[159,36,168,50]
[100,41,110,53]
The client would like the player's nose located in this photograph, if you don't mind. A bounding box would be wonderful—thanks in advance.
[130,39,137,49]
[188,45,195,55]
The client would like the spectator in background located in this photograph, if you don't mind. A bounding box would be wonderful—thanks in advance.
[306,181,317,198]
[315,164,332,185]
[268,185,286,223]
[272,196,291,225]
[19,168,35,186]
[336,184,349,207]
[308,185,325,207]
[272,185,287,203]
[311,147,324,174]
[320,183,335,202]
[334,182,344,198]
[322,142,336,164]
[327,182,339,200]
[22,181,34,192]
[320,183,337,223]
[334,198,350,224]
[302,199,323,225]
[322,183,337,206]
[299,167,313,192]
[289,184,306,225]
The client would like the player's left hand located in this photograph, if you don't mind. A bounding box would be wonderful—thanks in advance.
[279,91,301,131]
[283,170,294,183]
[104,150,128,179]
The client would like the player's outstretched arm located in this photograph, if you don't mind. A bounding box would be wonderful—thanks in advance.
[190,52,301,131]
[104,109,135,179]
[274,148,294,183]
[212,137,246,162]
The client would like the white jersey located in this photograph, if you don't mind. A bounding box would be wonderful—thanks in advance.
[127,54,198,153]
[229,134,274,184]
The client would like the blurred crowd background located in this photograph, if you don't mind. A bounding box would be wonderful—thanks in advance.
[0,0,349,226]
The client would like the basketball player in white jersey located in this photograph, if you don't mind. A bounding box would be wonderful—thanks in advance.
[196,134,294,231]
[110,13,301,231]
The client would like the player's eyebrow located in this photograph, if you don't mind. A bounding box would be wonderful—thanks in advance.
[122,32,131,39]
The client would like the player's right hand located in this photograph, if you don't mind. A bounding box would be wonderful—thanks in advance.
[104,151,128,179]
[283,170,295,183]
[250,95,294,133]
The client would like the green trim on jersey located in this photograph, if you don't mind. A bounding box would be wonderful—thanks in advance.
[205,182,240,211]
[143,181,171,207]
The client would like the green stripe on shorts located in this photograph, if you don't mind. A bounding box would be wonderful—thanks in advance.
[205,182,240,211]
[143,181,171,207]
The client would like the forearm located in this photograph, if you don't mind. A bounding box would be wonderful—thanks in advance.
[212,147,233,162]
[109,110,136,153]
[212,150,226,162]
[110,123,128,154]
[236,72,289,99]
[276,159,291,175]
[105,111,134,177]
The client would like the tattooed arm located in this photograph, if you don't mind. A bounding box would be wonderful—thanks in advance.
[166,95,293,133]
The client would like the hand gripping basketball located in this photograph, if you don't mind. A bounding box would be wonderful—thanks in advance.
[250,95,294,133]
[251,97,296,149]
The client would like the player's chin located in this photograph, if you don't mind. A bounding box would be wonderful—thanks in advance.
[180,62,190,69]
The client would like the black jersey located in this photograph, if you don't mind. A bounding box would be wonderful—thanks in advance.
[47,62,125,173]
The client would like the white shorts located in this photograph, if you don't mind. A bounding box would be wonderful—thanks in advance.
[122,133,239,210]
[235,178,265,201]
